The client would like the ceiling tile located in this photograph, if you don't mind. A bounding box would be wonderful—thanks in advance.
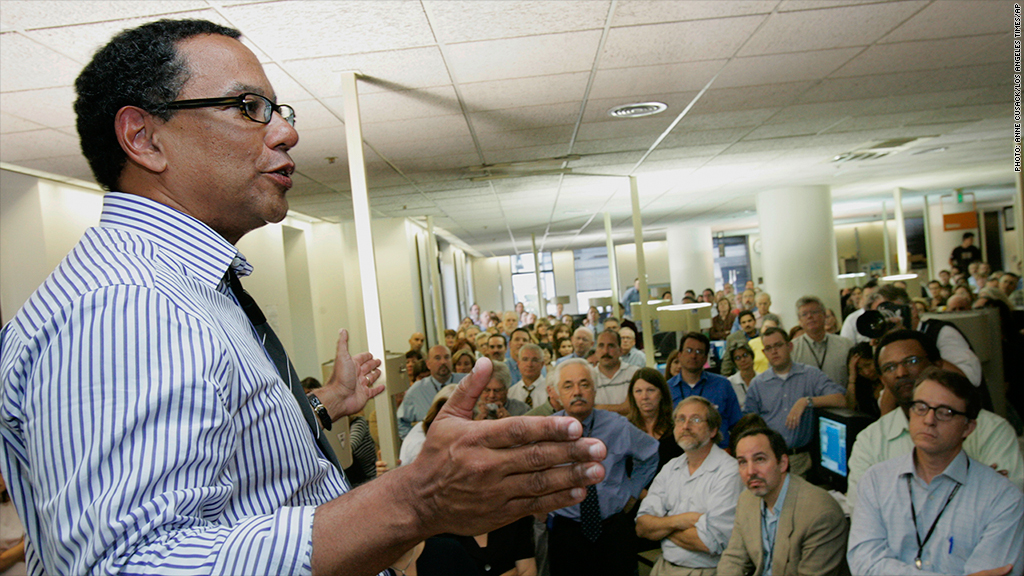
[425,1,610,43]
[14,153,94,182]
[737,2,928,56]
[832,34,1008,78]
[575,116,677,141]
[0,86,77,129]
[469,102,582,133]
[691,81,813,113]
[0,128,80,162]
[0,1,207,31]
[612,0,778,26]
[459,73,590,112]
[476,124,575,150]
[362,115,472,145]
[602,15,766,68]
[283,47,451,97]
[880,0,1012,43]
[714,48,861,88]
[589,60,725,100]
[323,85,461,123]
[581,90,700,123]
[0,111,46,133]
[0,33,83,91]
[445,31,602,84]
[223,0,435,61]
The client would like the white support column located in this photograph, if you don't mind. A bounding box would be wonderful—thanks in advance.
[532,233,545,315]
[339,72,399,467]
[630,176,656,366]
[922,195,935,281]
[426,216,445,343]
[604,212,620,315]
[894,188,908,274]
[756,186,842,329]
[881,201,892,276]
[666,224,715,301]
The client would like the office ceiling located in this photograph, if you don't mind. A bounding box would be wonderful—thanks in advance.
[0,0,1016,256]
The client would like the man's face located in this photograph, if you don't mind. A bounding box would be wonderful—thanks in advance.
[425,345,452,381]
[703,289,714,302]
[736,434,788,501]
[409,332,425,351]
[928,281,941,296]
[619,328,636,353]
[1000,275,1018,296]
[739,314,757,336]
[978,262,990,276]
[797,303,825,336]
[558,364,596,420]
[968,262,979,275]
[745,280,755,291]
[724,283,733,295]
[877,338,933,406]
[910,379,976,457]
[158,35,298,244]
[487,337,507,361]
[596,332,621,370]
[939,271,951,283]
[519,347,543,380]
[546,384,563,410]
[742,291,755,309]
[481,379,508,406]
[673,401,713,451]
[755,294,771,316]
[572,330,594,357]
[679,337,708,373]
[502,314,517,333]
[470,304,481,317]
[761,332,791,369]
[603,318,620,333]
[466,326,480,340]
[509,330,531,357]
[963,236,974,248]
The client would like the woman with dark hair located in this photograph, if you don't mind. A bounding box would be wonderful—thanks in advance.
[626,368,683,476]
[726,344,758,406]
[846,342,882,420]
[553,337,574,361]
[709,298,735,340]
[663,349,682,381]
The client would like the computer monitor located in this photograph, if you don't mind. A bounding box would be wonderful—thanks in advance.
[813,407,875,493]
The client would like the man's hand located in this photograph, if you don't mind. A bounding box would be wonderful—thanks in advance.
[320,329,383,419]
[404,357,607,537]
[786,397,809,429]
[968,565,1012,576]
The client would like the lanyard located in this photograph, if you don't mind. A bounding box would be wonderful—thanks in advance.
[906,463,966,570]
[807,337,828,370]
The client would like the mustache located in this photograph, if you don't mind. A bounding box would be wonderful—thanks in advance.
[569,395,588,404]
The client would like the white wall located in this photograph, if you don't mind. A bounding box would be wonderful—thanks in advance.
[614,240,670,298]
[552,250,577,314]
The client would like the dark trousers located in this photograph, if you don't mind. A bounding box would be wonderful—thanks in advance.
[549,513,637,576]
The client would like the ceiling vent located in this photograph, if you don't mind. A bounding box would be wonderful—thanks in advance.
[831,136,937,164]
[607,102,668,119]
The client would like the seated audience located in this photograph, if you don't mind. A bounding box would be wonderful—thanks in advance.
[408,331,426,352]
[824,308,840,334]
[744,327,846,477]
[727,413,767,456]
[710,298,735,341]
[552,322,572,342]
[474,361,530,419]
[396,345,466,439]
[841,279,879,343]
[717,427,849,576]
[508,343,547,409]
[548,359,658,576]
[626,368,683,474]
[667,332,742,449]
[593,330,639,415]
[618,326,646,367]
[847,368,1024,575]
[791,295,855,390]
[399,384,457,466]
[553,336,574,362]
[525,382,563,417]
[636,397,742,575]
[721,310,759,376]
[846,330,1023,509]
[452,349,476,374]
[1000,272,1023,307]
[444,329,457,350]
[405,349,424,385]
[727,344,757,406]
[747,313,781,374]
[556,327,595,365]
[663,349,682,381]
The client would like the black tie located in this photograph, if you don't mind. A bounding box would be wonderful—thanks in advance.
[226,268,344,474]
[579,417,601,542]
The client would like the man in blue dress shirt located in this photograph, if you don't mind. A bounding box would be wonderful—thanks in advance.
[0,19,605,576]
[549,358,659,576]
[667,332,742,449]
[848,368,1024,575]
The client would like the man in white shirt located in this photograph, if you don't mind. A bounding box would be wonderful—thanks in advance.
[509,343,548,409]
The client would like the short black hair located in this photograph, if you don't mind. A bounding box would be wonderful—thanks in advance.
[488,333,508,344]
[874,329,940,371]
[405,349,423,360]
[598,329,621,347]
[761,326,789,342]
[679,331,709,354]
[863,279,879,289]
[734,426,789,463]
[738,309,756,322]
[75,19,242,191]
[510,327,531,339]
[877,284,910,305]
[915,366,980,419]
[963,232,975,240]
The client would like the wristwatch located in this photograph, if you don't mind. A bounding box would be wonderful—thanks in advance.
[307,393,333,430]
[805,396,815,410]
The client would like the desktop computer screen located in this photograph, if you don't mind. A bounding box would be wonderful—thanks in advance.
[813,408,875,493]
[818,416,848,477]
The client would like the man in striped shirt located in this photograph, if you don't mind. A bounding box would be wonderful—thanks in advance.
[0,19,605,576]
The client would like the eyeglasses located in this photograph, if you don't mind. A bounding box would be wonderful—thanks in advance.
[732,352,752,360]
[164,93,296,126]
[674,415,705,425]
[682,347,707,356]
[909,400,969,422]
[879,355,922,375]
[798,308,824,319]
[763,342,788,352]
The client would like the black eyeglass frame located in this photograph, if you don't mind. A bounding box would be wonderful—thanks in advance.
[162,92,295,126]
[908,400,970,422]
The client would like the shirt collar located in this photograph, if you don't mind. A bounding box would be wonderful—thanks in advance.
[882,407,911,441]
[99,192,245,287]
[904,448,971,485]
[761,473,791,517]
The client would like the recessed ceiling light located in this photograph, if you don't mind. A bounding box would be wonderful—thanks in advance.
[607,102,668,119]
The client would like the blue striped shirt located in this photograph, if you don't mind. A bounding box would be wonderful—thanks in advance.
[0,193,348,575]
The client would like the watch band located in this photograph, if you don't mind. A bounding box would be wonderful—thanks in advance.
[307,393,332,430]
[805,396,815,410]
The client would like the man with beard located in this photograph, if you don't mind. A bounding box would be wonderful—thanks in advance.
[636,397,742,575]
[593,330,639,415]
[721,310,760,376]
[548,359,659,576]
[717,428,849,576]
[396,344,467,439]
[846,330,1022,509]
[667,333,742,449]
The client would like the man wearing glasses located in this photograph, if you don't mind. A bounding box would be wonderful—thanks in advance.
[848,367,1024,575]
[846,330,1022,510]
[743,327,846,477]
[0,19,604,576]
[667,332,742,449]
